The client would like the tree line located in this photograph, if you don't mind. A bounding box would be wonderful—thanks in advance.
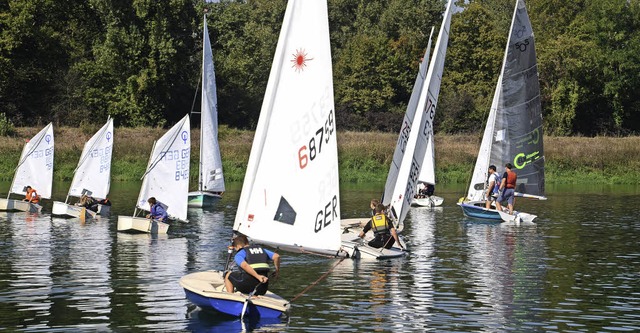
[0,0,638,136]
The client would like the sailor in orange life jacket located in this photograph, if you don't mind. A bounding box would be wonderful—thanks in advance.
[23,186,40,204]
[496,163,517,214]
[358,203,403,250]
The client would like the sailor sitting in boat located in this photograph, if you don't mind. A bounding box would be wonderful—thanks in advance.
[145,197,168,222]
[358,204,403,250]
[224,234,280,296]
[22,186,40,204]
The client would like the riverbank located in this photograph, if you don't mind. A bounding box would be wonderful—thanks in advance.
[1,126,638,184]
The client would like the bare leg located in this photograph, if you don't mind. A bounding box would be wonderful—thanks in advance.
[224,272,234,293]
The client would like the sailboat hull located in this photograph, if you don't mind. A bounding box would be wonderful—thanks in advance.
[117,216,169,234]
[411,195,444,207]
[340,229,407,260]
[52,201,97,219]
[0,198,42,213]
[458,202,502,221]
[187,191,222,208]
[180,271,289,318]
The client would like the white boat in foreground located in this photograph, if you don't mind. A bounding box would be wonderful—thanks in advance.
[0,123,54,213]
[188,15,225,208]
[52,117,113,219]
[457,0,546,223]
[117,115,191,234]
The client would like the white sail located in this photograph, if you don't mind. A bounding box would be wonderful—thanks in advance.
[67,117,114,200]
[382,27,434,205]
[465,0,545,202]
[10,123,54,199]
[233,0,341,255]
[385,0,454,226]
[199,16,225,193]
[136,115,191,221]
[417,131,436,185]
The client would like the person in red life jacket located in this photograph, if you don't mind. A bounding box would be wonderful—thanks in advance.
[224,234,280,295]
[358,204,403,250]
[485,165,501,209]
[496,163,517,214]
[22,186,40,204]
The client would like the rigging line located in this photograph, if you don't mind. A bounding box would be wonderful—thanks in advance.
[190,71,202,115]
[289,256,346,303]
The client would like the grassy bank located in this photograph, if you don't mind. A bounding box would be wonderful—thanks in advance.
[1,127,639,185]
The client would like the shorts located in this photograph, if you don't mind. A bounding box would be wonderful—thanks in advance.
[497,188,515,205]
[368,233,395,249]
[227,271,269,295]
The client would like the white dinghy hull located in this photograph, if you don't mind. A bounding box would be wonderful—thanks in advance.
[0,198,41,213]
[52,201,97,219]
[411,195,444,207]
[117,216,169,234]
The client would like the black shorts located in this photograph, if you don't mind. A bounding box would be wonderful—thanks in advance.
[368,233,395,249]
[228,271,269,295]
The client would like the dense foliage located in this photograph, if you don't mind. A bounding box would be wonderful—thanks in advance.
[0,0,638,135]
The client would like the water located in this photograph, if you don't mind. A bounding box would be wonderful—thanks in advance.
[0,182,639,332]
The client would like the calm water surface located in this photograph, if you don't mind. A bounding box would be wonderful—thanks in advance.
[0,181,638,332]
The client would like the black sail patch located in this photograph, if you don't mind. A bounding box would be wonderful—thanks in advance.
[273,196,296,225]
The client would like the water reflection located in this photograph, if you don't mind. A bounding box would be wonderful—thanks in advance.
[0,182,639,331]
[114,232,187,330]
[49,216,112,328]
[3,212,53,329]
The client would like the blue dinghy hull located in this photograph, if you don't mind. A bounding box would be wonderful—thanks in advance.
[458,202,502,221]
[180,271,289,319]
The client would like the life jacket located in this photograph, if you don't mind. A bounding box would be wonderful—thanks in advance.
[505,170,517,189]
[26,188,40,203]
[371,213,391,236]
[243,245,270,274]
[492,173,502,194]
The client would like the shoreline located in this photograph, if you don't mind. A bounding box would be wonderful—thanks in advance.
[1,127,639,184]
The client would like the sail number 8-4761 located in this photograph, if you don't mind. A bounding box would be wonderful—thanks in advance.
[298,110,335,169]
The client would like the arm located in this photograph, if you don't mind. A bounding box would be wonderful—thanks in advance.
[272,252,281,277]
[500,176,507,191]
[485,180,493,198]
[358,220,372,238]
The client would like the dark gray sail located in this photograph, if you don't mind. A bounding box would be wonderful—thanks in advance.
[490,0,544,197]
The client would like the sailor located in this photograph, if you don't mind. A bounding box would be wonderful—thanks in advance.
[358,204,403,250]
[145,197,168,221]
[485,165,501,209]
[224,234,280,295]
[22,186,40,204]
[496,163,517,214]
